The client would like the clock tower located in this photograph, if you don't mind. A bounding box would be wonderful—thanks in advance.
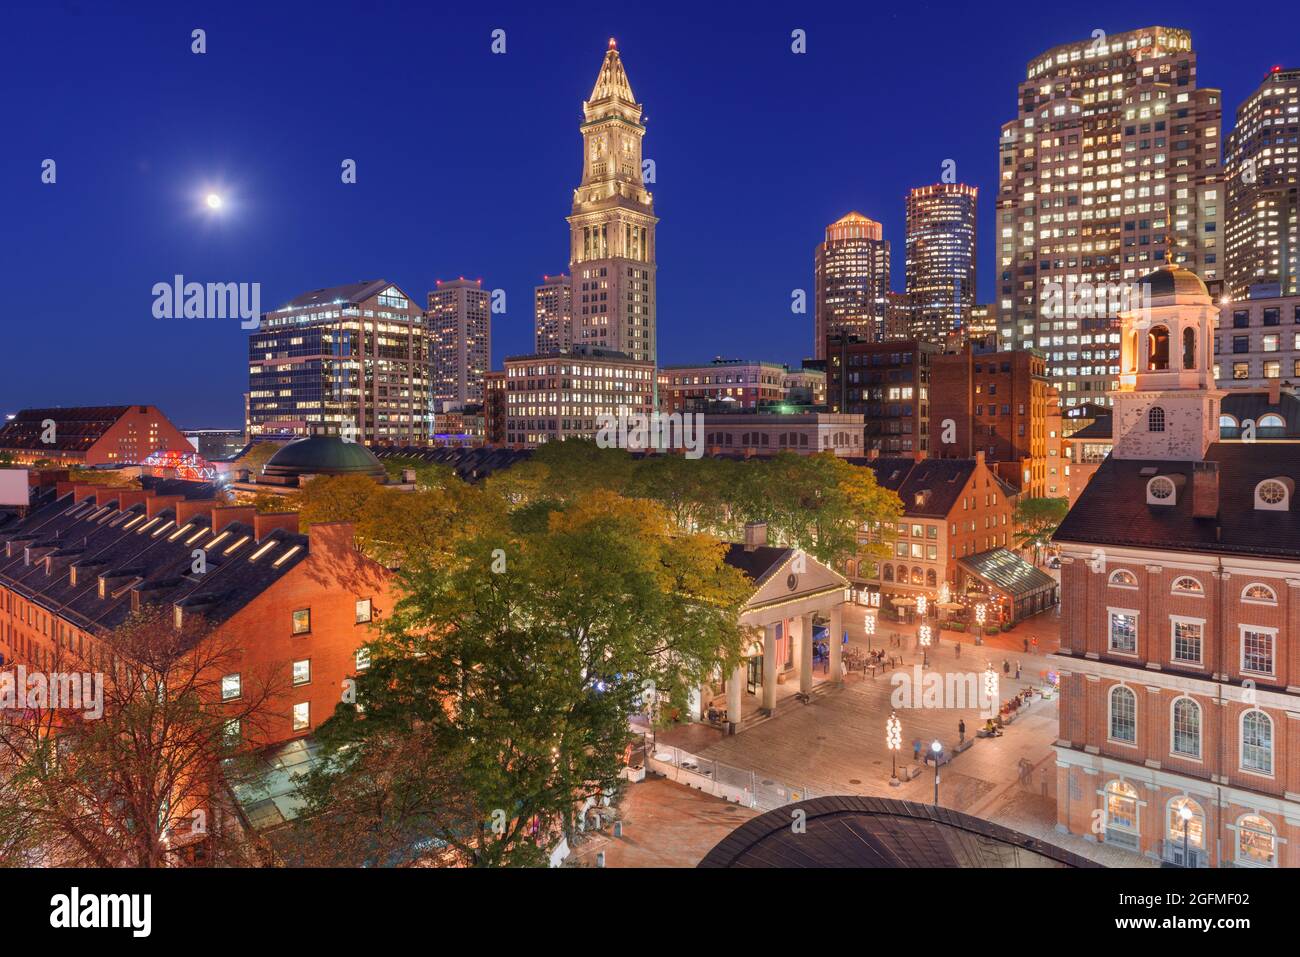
[1111,262,1224,461]
[567,39,658,367]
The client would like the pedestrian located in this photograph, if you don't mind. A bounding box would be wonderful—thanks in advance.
[1002,658,1010,675]
[913,737,922,762]
[958,719,966,744]
[1023,637,1030,653]
[1032,636,1039,652]
[1015,660,1022,680]
[955,639,961,658]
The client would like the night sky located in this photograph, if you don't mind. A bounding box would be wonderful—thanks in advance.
[2,0,1290,428]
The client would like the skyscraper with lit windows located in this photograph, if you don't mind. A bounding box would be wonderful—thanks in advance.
[427,278,491,412]
[813,212,891,357]
[905,183,978,342]
[534,274,573,355]
[996,25,1221,408]
[567,40,657,366]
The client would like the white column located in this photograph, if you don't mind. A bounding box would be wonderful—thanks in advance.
[799,613,814,694]
[828,601,843,685]
[726,664,744,728]
[762,623,778,713]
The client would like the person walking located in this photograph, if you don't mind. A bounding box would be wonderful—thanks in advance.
[1023,637,1030,653]
[958,719,966,744]
[1015,660,1022,680]
[913,738,922,762]
[955,639,961,658]
[1002,658,1011,675]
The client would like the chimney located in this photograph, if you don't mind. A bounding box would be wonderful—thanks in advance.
[254,512,300,541]
[975,450,986,468]
[146,494,183,519]
[210,505,256,535]
[744,521,767,552]
[1192,461,1219,519]
[175,499,213,527]
[1268,378,1281,406]
[72,485,99,503]
[115,489,150,511]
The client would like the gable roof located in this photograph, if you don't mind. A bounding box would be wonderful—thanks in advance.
[0,406,132,452]
[959,548,1057,597]
[721,544,794,587]
[276,280,408,312]
[845,457,986,518]
[1054,442,1300,560]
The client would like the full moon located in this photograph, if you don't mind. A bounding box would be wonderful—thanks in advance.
[205,193,223,210]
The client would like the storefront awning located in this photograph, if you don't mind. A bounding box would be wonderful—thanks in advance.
[958,548,1056,599]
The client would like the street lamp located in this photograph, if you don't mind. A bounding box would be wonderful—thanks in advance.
[931,739,943,805]
[984,663,999,717]
[975,602,986,646]
[865,613,876,638]
[916,594,927,618]
[1179,802,1194,867]
[886,711,901,786]
[918,624,932,668]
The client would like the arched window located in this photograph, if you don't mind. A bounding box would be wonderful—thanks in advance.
[1219,414,1238,432]
[1104,780,1140,848]
[1236,814,1277,867]
[1259,413,1285,429]
[911,567,924,585]
[1182,326,1196,369]
[896,564,907,583]
[1242,583,1277,605]
[1241,709,1273,774]
[1148,325,1170,370]
[926,568,937,587]
[1148,406,1166,432]
[1109,686,1137,743]
[1109,569,1138,587]
[883,564,894,582]
[1171,697,1201,758]
[1171,576,1203,595]
[1167,796,1205,849]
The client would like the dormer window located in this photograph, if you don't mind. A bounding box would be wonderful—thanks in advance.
[1146,475,1176,504]
[1254,478,1292,511]
[1148,407,1166,432]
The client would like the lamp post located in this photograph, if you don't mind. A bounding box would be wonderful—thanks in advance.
[865,613,876,639]
[931,739,943,805]
[975,602,986,646]
[886,711,901,786]
[984,663,999,720]
[916,594,927,619]
[1179,802,1194,867]
[919,624,932,669]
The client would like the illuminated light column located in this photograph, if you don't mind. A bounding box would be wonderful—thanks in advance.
[975,602,986,646]
[761,623,777,713]
[984,662,999,717]
[919,623,932,669]
[887,711,902,786]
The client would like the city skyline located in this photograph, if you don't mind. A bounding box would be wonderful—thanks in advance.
[3,2,1296,428]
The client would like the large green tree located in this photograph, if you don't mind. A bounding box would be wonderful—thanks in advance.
[1013,496,1070,564]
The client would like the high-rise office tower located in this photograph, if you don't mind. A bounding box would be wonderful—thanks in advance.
[427,278,491,412]
[534,274,573,355]
[813,212,891,357]
[905,183,978,342]
[996,26,1221,408]
[1226,67,1300,300]
[248,280,429,444]
[567,39,657,366]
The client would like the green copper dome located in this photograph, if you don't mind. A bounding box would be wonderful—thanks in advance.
[261,436,386,482]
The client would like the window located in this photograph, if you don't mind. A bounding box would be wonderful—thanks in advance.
[1236,815,1277,867]
[292,659,311,686]
[1109,685,1137,743]
[1147,406,1165,432]
[1171,618,1202,664]
[221,673,241,701]
[1171,698,1201,758]
[1240,710,1273,775]
[223,718,241,745]
[1241,583,1277,604]
[1232,362,1250,380]
[1241,627,1275,676]
[1109,611,1137,654]
[355,598,373,624]
[1104,779,1140,841]
[1109,569,1138,588]
[1168,796,1204,848]
[356,647,371,671]
[1170,576,1202,594]
[1147,325,1169,370]
[292,702,310,732]
[292,608,311,635]
[1254,480,1289,511]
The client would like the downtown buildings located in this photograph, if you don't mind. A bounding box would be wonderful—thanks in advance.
[500,347,654,447]
[996,26,1222,409]
[428,278,491,411]
[247,281,430,445]
[813,212,891,357]
[905,183,979,342]
[825,336,938,456]
[1052,262,1300,867]
[1225,68,1300,301]
[533,274,573,356]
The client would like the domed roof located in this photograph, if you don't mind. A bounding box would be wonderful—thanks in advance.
[1140,262,1210,300]
[261,436,386,482]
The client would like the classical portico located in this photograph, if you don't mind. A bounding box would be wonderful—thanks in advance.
[711,524,851,731]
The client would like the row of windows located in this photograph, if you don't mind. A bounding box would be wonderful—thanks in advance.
[1104,782,1279,866]
[1107,687,1274,776]
[1107,609,1278,675]
[1108,569,1278,604]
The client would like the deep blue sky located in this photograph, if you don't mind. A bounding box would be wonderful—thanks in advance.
[2,0,1289,428]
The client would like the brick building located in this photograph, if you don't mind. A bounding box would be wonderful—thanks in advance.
[826,336,940,455]
[660,358,789,413]
[1052,263,1300,867]
[0,405,192,468]
[0,479,395,748]
[930,346,1058,496]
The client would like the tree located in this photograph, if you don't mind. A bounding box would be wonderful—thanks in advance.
[291,490,752,866]
[1013,496,1070,565]
[0,609,281,867]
